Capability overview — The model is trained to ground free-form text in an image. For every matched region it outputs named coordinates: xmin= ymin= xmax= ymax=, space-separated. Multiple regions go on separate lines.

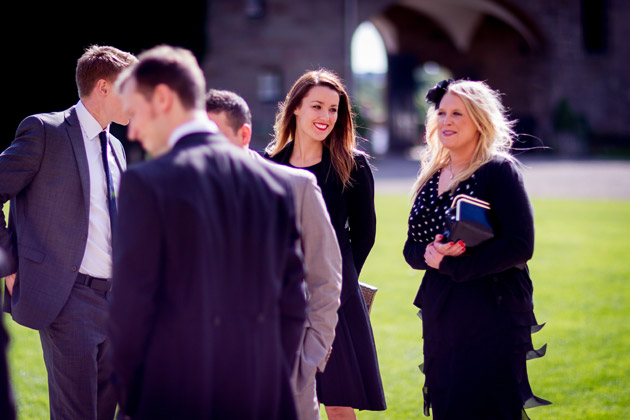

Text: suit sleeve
xmin=439 ymin=160 xmax=534 ymax=282
xmin=0 ymin=116 xmax=46 ymax=275
xmin=347 ymin=154 xmax=376 ymax=275
xmin=279 ymin=187 xmax=308 ymax=371
xmin=297 ymin=174 xmax=341 ymax=378
xmin=109 ymin=169 xmax=163 ymax=416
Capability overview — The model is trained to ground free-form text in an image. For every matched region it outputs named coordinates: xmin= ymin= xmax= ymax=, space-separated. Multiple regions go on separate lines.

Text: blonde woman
xmin=266 ymin=69 xmax=386 ymax=420
xmin=403 ymin=79 xmax=550 ymax=420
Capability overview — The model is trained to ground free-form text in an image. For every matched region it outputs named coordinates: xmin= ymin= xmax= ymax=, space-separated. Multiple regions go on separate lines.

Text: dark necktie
xmin=99 ymin=131 xmax=117 ymax=233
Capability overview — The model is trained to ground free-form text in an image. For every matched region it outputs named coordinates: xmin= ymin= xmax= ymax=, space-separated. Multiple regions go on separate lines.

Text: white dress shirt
xmin=75 ymin=101 xmax=122 ymax=278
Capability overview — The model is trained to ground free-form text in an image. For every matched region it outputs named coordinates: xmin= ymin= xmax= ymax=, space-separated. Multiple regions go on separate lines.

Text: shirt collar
xmin=168 ymin=112 xmax=219 ymax=149
xmin=75 ymin=100 xmax=108 ymax=140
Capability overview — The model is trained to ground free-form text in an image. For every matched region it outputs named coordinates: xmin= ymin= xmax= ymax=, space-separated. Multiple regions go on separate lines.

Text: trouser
xmin=39 ymin=281 xmax=116 ymax=420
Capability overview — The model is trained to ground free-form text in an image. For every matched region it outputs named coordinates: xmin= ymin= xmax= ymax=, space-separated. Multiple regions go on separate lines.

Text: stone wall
xmin=203 ymin=0 xmax=630 ymax=154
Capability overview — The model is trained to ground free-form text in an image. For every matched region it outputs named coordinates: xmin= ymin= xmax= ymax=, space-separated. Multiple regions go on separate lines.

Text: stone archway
xmin=354 ymin=0 xmax=546 ymax=153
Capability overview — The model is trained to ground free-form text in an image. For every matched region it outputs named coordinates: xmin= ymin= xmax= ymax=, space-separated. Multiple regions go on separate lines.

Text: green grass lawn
xmin=3 ymin=197 xmax=630 ymax=419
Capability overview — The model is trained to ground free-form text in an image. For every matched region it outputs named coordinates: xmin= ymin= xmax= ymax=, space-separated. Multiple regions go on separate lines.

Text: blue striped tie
xmin=99 ymin=131 xmax=117 ymax=233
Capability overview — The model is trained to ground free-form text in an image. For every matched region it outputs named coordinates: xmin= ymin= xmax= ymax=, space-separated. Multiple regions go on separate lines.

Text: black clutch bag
xmin=443 ymin=194 xmax=494 ymax=247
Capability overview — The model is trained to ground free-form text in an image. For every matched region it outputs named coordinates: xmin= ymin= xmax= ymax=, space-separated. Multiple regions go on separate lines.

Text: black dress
xmin=403 ymin=156 xmax=550 ymax=420
xmin=268 ymin=143 xmax=387 ymax=411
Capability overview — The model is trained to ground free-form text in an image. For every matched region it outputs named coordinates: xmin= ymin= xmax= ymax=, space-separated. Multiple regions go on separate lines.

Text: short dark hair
xmin=117 ymin=45 xmax=206 ymax=110
xmin=205 ymin=89 xmax=252 ymax=133
xmin=75 ymin=45 xmax=136 ymax=98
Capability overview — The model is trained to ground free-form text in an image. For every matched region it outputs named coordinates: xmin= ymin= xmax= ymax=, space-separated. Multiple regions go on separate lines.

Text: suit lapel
xmin=64 ymin=107 xmax=91 ymax=218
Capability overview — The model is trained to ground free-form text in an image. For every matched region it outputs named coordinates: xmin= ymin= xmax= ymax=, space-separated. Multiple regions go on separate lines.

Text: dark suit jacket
xmin=109 ymin=132 xmax=306 ymax=419
xmin=0 ymin=106 xmax=126 ymax=329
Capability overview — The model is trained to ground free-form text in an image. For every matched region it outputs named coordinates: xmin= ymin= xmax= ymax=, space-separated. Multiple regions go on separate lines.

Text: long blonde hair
xmin=266 ymin=69 xmax=358 ymax=188
xmin=412 ymin=80 xmax=516 ymax=199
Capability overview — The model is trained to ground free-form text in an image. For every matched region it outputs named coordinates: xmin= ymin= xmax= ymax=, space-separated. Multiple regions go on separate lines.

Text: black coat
xmin=109 ymin=133 xmax=306 ymax=419
xmin=403 ymin=156 xmax=549 ymax=419
xmin=268 ymin=143 xmax=386 ymax=411
xmin=268 ymin=143 xmax=375 ymax=304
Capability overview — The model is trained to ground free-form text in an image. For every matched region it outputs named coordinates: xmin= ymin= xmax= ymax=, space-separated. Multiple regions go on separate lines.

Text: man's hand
xmin=4 ymin=273 xmax=16 ymax=296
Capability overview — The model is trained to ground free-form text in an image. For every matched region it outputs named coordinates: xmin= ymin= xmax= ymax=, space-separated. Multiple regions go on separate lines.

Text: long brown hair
xmin=266 ymin=69 xmax=358 ymax=187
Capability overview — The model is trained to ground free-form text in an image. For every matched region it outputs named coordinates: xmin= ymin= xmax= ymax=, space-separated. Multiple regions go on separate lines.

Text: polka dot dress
xmin=408 ymin=170 xmax=478 ymax=245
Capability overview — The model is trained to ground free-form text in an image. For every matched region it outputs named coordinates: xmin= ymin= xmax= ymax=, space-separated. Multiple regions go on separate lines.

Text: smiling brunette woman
xmin=266 ymin=69 xmax=386 ymax=420
xmin=404 ymin=79 xmax=550 ymax=420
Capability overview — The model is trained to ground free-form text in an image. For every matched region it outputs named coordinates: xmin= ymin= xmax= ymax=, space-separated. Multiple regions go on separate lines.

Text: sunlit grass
xmin=4 ymin=198 xmax=630 ymax=419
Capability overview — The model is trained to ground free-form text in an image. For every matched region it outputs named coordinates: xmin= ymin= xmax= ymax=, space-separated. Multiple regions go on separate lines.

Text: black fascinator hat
xmin=425 ymin=79 xmax=454 ymax=109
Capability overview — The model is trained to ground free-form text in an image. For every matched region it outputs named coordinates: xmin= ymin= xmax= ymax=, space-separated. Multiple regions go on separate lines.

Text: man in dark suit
xmin=110 ymin=45 xmax=306 ymax=419
xmin=0 ymin=45 xmax=136 ymax=419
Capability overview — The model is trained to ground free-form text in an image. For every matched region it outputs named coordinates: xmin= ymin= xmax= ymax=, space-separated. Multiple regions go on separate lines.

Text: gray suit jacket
xmin=250 ymin=151 xmax=342 ymax=390
xmin=0 ymin=106 xmax=126 ymax=329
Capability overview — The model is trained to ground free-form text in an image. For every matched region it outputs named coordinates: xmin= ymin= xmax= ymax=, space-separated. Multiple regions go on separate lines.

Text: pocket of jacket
xmin=18 ymin=243 xmax=45 ymax=263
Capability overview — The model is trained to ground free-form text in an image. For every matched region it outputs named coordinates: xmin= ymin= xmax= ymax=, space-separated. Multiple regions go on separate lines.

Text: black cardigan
xmin=404 ymin=155 xmax=534 ymax=283
xmin=267 ymin=142 xmax=376 ymax=278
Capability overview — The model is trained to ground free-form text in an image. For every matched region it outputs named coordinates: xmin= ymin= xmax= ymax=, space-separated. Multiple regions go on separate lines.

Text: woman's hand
xmin=424 ymin=234 xmax=466 ymax=269
xmin=433 ymin=234 xmax=466 ymax=256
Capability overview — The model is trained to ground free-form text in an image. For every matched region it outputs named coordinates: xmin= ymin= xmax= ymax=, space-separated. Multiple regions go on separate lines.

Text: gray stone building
xmin=203 ymin=0 xmax=629 ymax=156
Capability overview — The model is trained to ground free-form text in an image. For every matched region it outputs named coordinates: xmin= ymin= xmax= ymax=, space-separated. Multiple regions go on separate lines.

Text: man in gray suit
xmin=0 ymin=45 xmax=136 ymax=419
xmin=206 ymin=89 xmax=342 ymax=420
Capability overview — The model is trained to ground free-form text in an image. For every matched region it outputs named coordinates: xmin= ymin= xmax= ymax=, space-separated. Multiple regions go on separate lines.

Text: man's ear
xmin=238 ymin=123 xmax=252 ymax=148
xmin=152 ymin=84 xmax=174 ymax=113
xmin=95 ymin=79 xmax=110 ymax=97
